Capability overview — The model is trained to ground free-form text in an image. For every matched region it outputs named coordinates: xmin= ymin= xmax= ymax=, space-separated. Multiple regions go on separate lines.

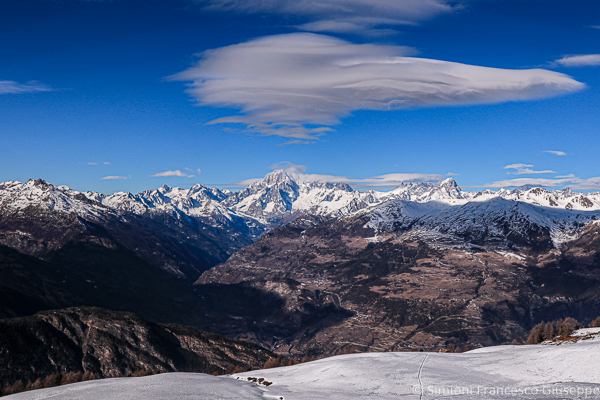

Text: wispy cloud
xmin=296 ymin=20 xmax=399 ymax=36
xmin=544 ymin=150 xmax=566 ymax=156
xmin=103 ymin=161 xmax=111 ymax=165
xmin=88 ymin=162 xmax=98 ymax=165
xmin=170 ymin=33 xmax=584 ymax=141
xmin=503 ymin=163 xmax=556 ymax=175
xmin=231 ymin=178 xmax=264 ymax=186
xmin=554 ymin=54 xmax=600 ymax=67
xmin=0 ymin=80 xmax=53 ymax=95
xmin=446 ymin=172 xmax=459 ymax=176
xmin=473 ymin=175 xmax=600 ymax=190
xmin=197 ymin=0 xmax=458 ymax=34
xmin=101 ymin=175 xmax=129 ymax=180
xmin=216 ymin=121 xmax=333 ymax=142
xmin=151 ymin=169 xmax=195 ymax=178
xmin=570 ymin=177 xmax=600 ymax=190
xmin=556 ymin=174 xmax=576 ymax=178
xmin=478 ymin=177 xmax=582 ymax=189
xmin=348 ymin=173 xmax=446 ymax=189
xmin=232 ymin=161 xmax=443 ymax=189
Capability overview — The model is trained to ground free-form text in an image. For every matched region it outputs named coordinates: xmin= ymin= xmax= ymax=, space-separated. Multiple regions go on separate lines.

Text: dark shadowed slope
xmin=0 ymin=307 xmax=273 ymax=389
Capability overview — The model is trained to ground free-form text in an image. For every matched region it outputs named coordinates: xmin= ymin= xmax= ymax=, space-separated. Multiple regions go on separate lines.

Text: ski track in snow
xmin=417 ymin=353 xmax=428 ymax=400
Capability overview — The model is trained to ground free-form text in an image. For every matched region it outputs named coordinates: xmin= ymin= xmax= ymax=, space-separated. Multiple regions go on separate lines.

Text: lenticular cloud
xmin=199 ymin=0 xmax=456 ymax=34
xmin=170 ymin=33 xmax=585 ymax=140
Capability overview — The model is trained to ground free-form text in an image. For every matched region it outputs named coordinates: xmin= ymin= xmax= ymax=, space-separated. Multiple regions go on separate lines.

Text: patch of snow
xmin=542 ymin=327 xmax=600 ymax=346
xmin=497 ymin=251 xmax=525 ymax=261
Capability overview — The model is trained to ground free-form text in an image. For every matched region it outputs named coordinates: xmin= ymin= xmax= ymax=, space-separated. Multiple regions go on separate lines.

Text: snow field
xmin=10 ymin=330 xmax=600 ymax=400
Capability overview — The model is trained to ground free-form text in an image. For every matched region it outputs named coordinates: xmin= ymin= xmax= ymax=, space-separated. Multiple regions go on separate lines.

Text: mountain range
xmin=2 ymin=172 xmax=600 ymax=356
xmin=3 ymin=172 xmax=600 ymax=252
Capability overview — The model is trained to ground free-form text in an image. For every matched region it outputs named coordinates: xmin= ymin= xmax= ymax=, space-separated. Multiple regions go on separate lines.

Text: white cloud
xmin=556 ymin=174 xmax=576 ymax=178
xmin=544 ymin=150 xmax=566 ymax=156
xmin=268 ymin=161 xmax=307 ymax=174
xmin=88 ymin=162 xmax=98 ymax=165
xmin=296 ymin=20 xmax=397 ymax=36
xmin=0 ymin=80 xmax=53 ymax=95
xmin=554 ymin=54 xmax=600 ymax=67
xmin=233 ymin=162 xmax=443 ymax=188
xmin=103 ymin=161 xmax=111 ymax=165
xmin=232 ymin=178 xmax=264 ymax=186
xmin=480 ymin=177 xmax=582 ymax=189
xmin=503 ymin=163 xmax=556 ymax=175
xmin=218 ymin=121 xmax=333 ymax=141
xmin=151 ymin=169 xmax=195 ymax=178
xmin=101 ymin=175 xmax=128 ymax=180
xmin=349 ymin=172 xmax=445 ymax=188
xmin=198 ymin=0 xmax=457 ymax=34
xmin=446 ymin=172 xmax=459 ymax=176
xmin=569 ymin=177 xmax=600 ymax=190
xmin=170 ymin=33 xmax=585 ymax=140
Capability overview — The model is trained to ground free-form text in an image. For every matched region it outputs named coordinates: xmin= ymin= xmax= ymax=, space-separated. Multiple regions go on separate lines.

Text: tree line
xmin=526 ymin=316 xmax=600 ymax=345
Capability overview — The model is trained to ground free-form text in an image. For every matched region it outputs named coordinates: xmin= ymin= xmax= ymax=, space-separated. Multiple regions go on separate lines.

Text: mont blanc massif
xmin=2 ymin=171 xmax=600 ymax=396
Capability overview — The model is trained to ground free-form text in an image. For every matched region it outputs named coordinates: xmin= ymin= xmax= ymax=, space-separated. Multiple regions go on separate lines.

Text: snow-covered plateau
xmin=8 ymin=328 xmax=600 ymax=400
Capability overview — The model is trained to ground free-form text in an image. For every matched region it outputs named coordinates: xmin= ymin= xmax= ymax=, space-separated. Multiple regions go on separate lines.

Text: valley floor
xmin=6 ymin=328 xmax=600 ymax=399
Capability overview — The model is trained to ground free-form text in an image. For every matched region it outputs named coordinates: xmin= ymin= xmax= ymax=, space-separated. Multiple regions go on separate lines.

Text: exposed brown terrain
xmin=197 ymin=215 xmax=600 ymax=356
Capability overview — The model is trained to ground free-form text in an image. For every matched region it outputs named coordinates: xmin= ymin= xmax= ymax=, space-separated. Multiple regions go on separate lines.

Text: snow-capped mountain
xmin=0 ymin=179 xmax=113 ymax=221
xmin=387 ymin=177 xmax=466 ymax=203
xmin=479 ymin=186 xmax=600 ymax=211
xmin=361 ymin=195 xmax=600 ymax=250
xmin=0 ymin=179 xmax=252 ymax=279
xmin=94 ymin=184 xmax=258 ymax=237
xmin=416 ymin=197 xmax=600 ymax=248
xmin=3 ymin=173 xmax=600 ymax=252
xmin=223 ymin=170 xmax=387 ymax=226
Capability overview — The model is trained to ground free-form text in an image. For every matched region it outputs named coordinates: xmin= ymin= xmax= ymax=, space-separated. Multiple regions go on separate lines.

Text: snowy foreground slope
xmin=8 ymin=328 xmax=600 ymax=399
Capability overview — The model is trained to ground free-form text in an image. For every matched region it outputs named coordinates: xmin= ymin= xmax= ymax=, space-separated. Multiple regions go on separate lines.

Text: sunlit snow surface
xmin=8 ymin=329 xmax=600 ymax=399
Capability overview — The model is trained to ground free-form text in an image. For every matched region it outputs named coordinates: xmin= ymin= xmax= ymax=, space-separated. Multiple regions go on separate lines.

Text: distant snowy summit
xmin=2 ymin=172 xmax=600 ymax=241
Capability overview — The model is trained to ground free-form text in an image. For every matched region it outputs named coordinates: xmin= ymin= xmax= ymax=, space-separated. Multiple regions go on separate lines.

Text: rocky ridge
xmin=0 ymin=306 xmax=273 ymax=389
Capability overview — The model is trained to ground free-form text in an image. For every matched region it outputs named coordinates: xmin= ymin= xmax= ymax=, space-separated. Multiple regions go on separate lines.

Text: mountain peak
xmin=421 ymin=177 xmax=463 ymax=200
xmin=263 ymin=170 xmax=295 ymax=186
xmin=26 ymin=178 xmax=49 ymax=187
xmin=436 ymin=177 xmax=458 ymax=187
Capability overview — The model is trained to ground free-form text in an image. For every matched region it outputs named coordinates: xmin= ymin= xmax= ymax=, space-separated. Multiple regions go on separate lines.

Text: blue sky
xmin=1 ymin=0 xmax=599 ymax=193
